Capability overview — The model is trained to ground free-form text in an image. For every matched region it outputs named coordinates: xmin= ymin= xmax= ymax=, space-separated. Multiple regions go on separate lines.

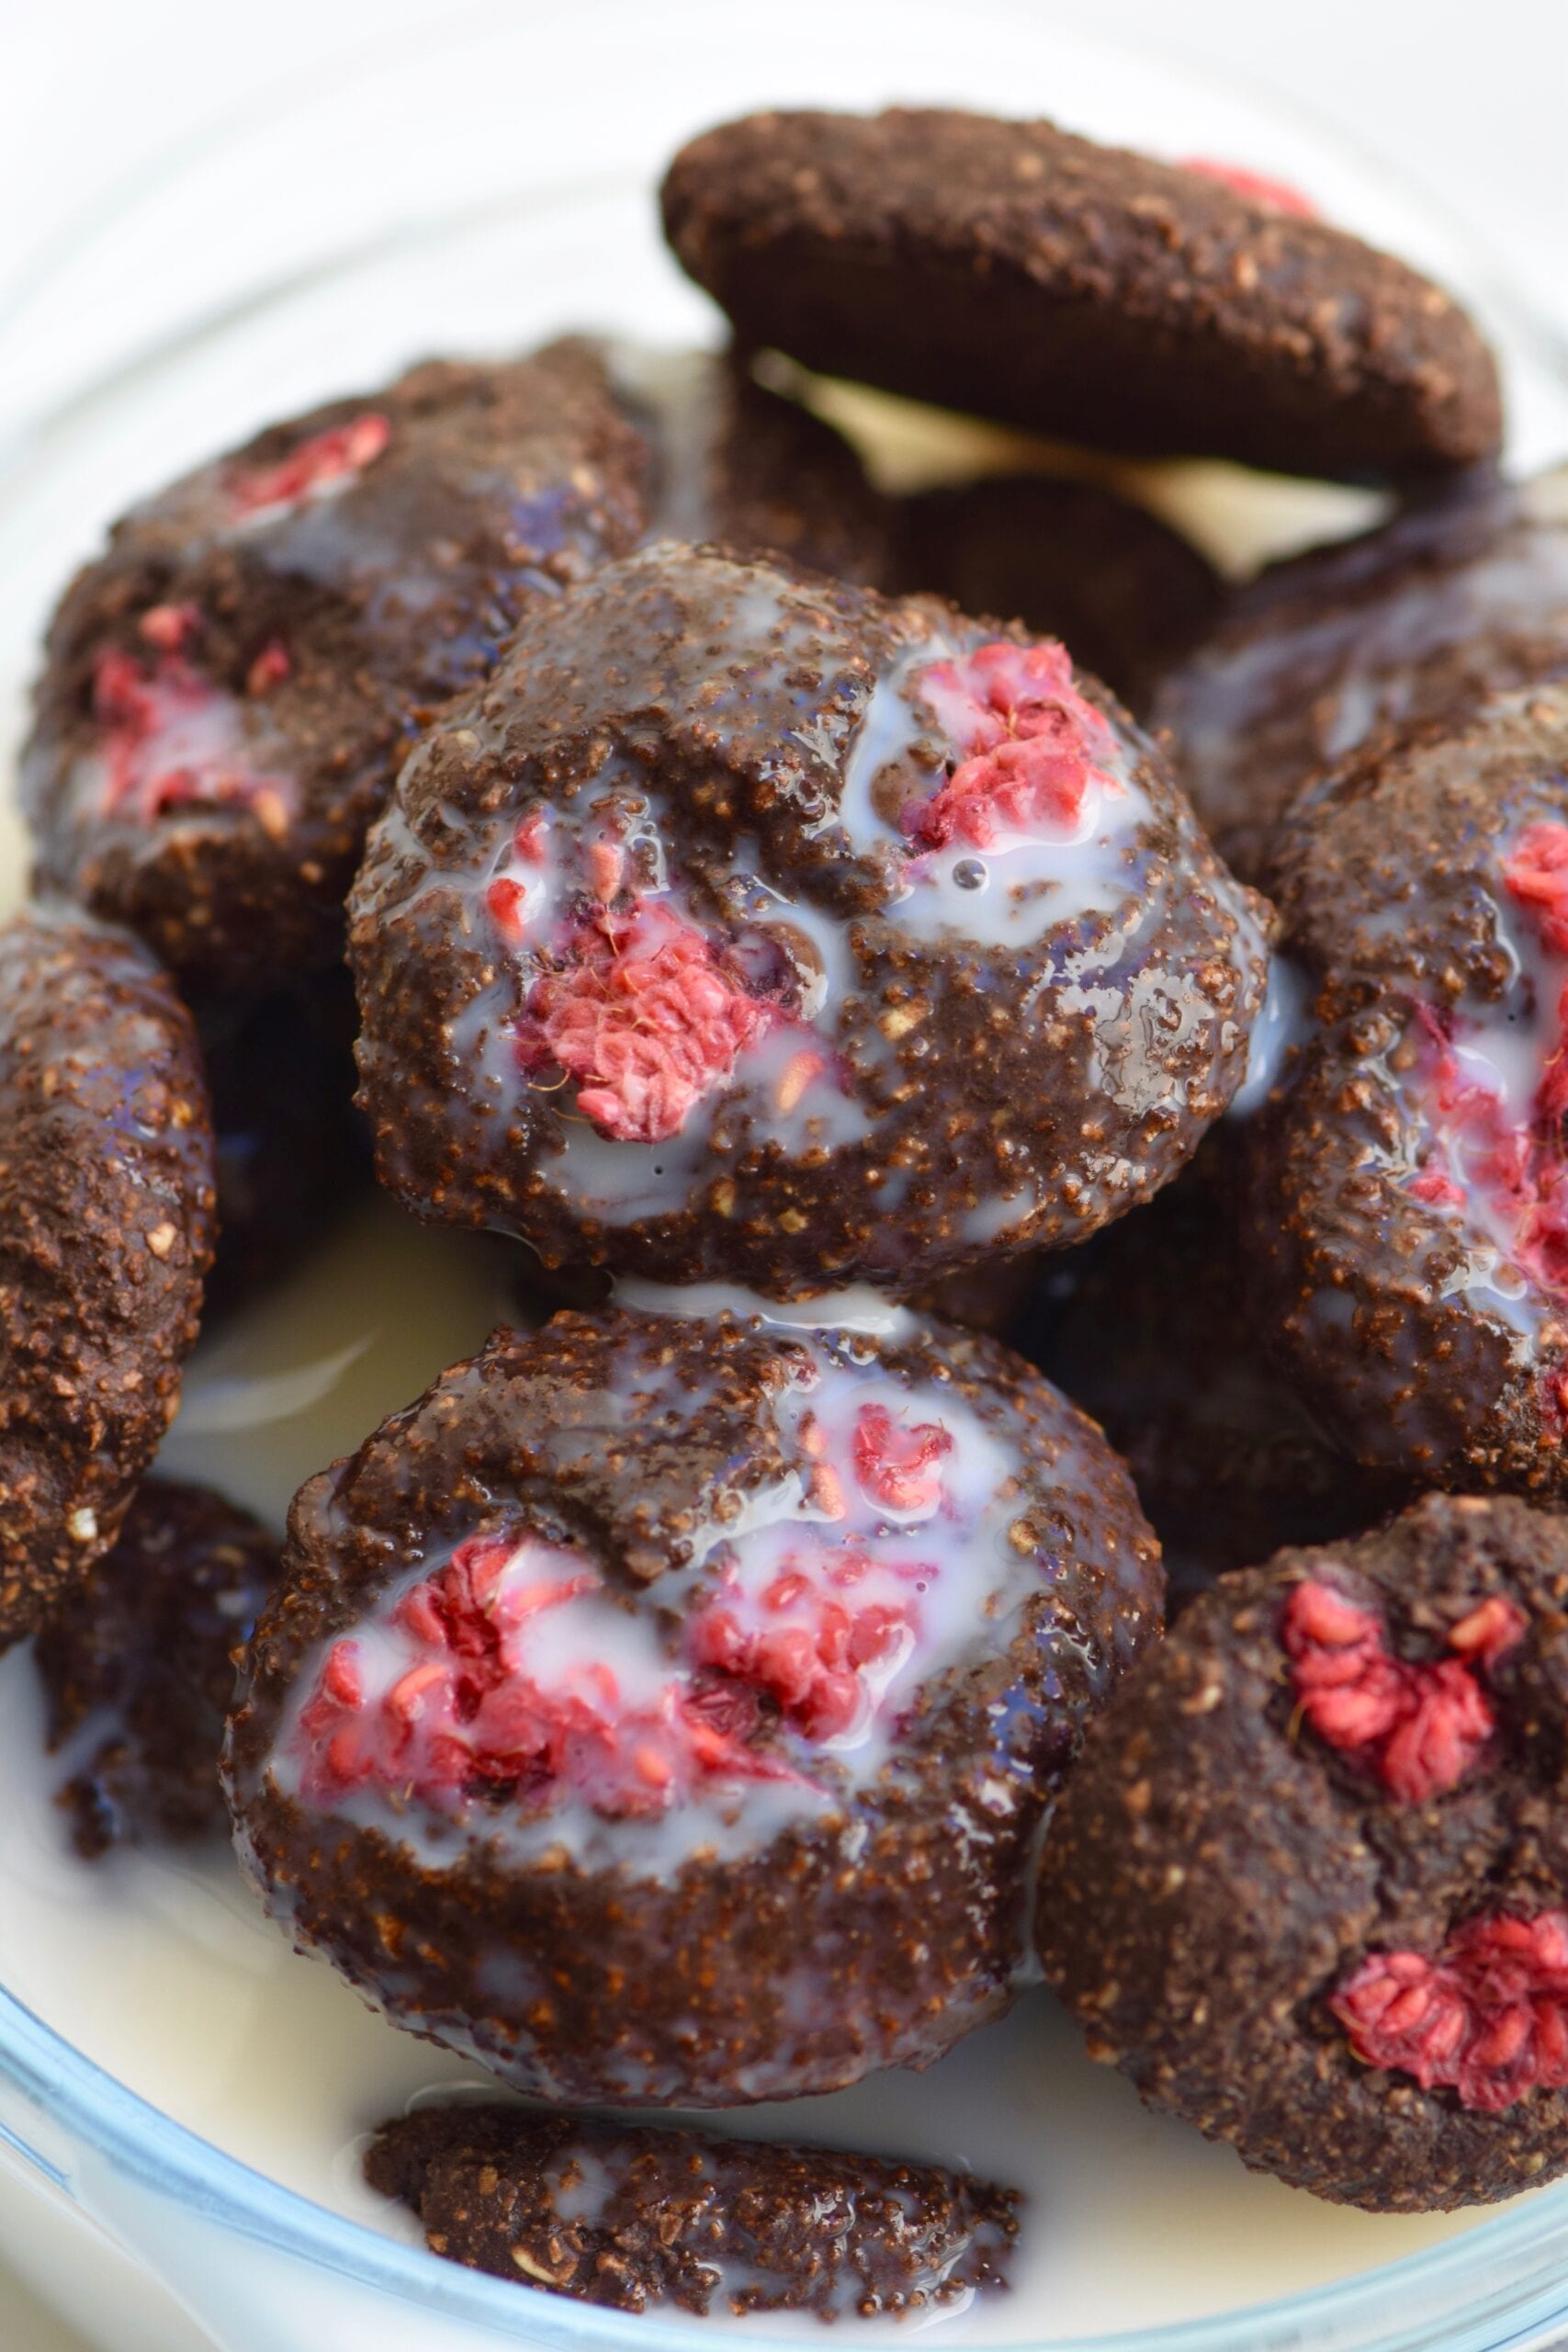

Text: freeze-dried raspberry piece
xmin=1400 ymin=825 xmax=1568 ymax=1296
xmin=1282 ymin=1577 xmax=1525 ymax=1802
xmin=909 ymin=640 xmax=1120 ymax=851
xmin=224 ymin=413 xmax=391 ymax=518
xmin=690 ymin=1558 xmax=922 ymax=1743
xmin=294 ymin=1532 xmax=801 ymax=1817
xmin=1333 ymin=1909 xmax=1568 ymax=2112
xmin=93 ymin=646 xmax=292 ymax=833
xmin=1179 ymin=158 xmax=1319 ymax=218
xmin=852 ymin=1403 xmax=953 ymax=1515
xmin=513 ymin=905 xmax=773 ymax=1142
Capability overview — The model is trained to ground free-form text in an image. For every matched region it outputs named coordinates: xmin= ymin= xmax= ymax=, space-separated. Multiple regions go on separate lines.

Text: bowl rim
xmin=3 ymin=9 xmax=1568 ymax=2345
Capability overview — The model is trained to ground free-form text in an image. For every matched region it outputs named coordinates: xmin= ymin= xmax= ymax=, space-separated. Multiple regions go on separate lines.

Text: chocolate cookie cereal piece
xmin=0 ymin=912 xmax=215 ymax=1641
xmin=1153 ymin=465 xmax=1568 ymax=881
xmin=22 ymin=343 xmax=652 ymax=994
xmin=199 ymin=969 xmax=370 ymax=1317
xmin=225 ymin=1304 xmax=1160 ymax=2105
xmin=366 ymin=2106 xmax=1019 ymax=2316
xmin=349 ymin=541 xmax=1268 ymax=1297
xmin=1247 ymin=680 xmax=1568 ymax=1494
xmin=892 ymin=474 xmax=1223 ymax=713
xmin=36 ymin=1476 xmax=278 ymax=1858
xmin=661 ymin=110 xmax=1502 ymax=482
xmin=1018 ymin=1141 xmax=1408 ymax=1607
xmin=612 ymin=345 xmax=894 ymax=585
xmin=1038 ymin=1492 xmax=1568 ymax=2211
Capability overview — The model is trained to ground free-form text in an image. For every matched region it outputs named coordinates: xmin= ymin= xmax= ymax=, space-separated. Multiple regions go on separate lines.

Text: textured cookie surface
xmin=662 ymin=109 xmax=1503 ymax=481
xmin=0 ymin=912 xmax=214 ymax=1641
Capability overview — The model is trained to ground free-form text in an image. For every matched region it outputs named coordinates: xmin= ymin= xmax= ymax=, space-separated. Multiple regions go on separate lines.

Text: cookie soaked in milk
xmin=0 ymin=1196 xmax=1513 ymax=2340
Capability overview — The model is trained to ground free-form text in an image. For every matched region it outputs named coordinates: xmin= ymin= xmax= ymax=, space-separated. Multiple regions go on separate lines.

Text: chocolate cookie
xmin=349 ymin=541 xmax=1269 ymax=1297
xmin=1018 ymin=1140 xmax=1409 ymax=1607
xmin=892 ymin=474 xmax=1223 ymax=713
xmin=1037 ymin=1493 xmax=1568 ymax=2211
xmin=1246 ymin=679 xmax=1568 ymax=1494
xmin=661 ymin=110 xmax=1502 ymax=482
xmin=366 ymin=2106 xmax=1019 ymax=2316
xmin=612 ymin=345 xmax=894 ymax=585
xmin=0 ymin=911 xmax=215 ymax=1641
xmin=36 ymin=1476 xmax=279 ymax=1858
xmin=1153 ymin=465 xmax=1568 ymax=881
xmin=199 ymin=970 xmax=370 ymax=1317
xmin=22 ymin=343 xmax=653 ymax=994
xmin=224 ymin=1303 xmax=1161 ymax=2105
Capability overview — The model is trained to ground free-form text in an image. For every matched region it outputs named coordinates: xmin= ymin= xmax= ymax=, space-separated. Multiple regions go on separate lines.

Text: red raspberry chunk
xmin=1404 ymin=822 xmax=1568 ymax=1294
xmin=1333 ymin=1910 xmax=1568 ymax=2112
xmin=294 ymin=1534 xmax=802 ymax=1818
xmin=908 ymin=640 xmax=1119 ymax=852
xmin=513 ymin=904 xmax=773 ymax=1143
xmin=689 ymin=1555 xmax=923 ymax=1743
xmin=851 ymin=1403 xmax=953 ymax=1515
xmin=225 ymin=412 xmax=391 ymax=519
xmin=92 ymin=643 xmax=291 ymax=833
xmin=1282 ymin=1579 xmax=1525 ymax=1802
xmin=1179 ymin=157 xmax=1319 ymax=218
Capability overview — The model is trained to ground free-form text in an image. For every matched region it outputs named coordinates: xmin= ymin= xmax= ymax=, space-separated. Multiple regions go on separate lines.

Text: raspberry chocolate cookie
xmin=366 ymin=2105 xmax=1019 ymax=2316
xmin=22 ymin=343 xmax=652 ymax=994
xmin=37 ymin=1476 xmax=278 ymax=1858
xmin=349 ymin=541 xmax=1269 ymax=1297
xmin=224 ymin=1303 xmax=1161 ymax=2105
xmin=1247 ymin=679 xmax=1568 ymax=1494
xmin=612 ymin=346 xmax=894 ymax=586
xmin=199 ymin=971 xmax=370 ymax=1317
xmin=1019 ymin=1141 xmax=1408 ymax=1606
xmin=1154 ymin=465 xmax=1568 ymax=882
xmin=660 ymin=109 xmax=1502 ymax=482
xmin=892 ymin=474 xmax=1224 ymax=715
xmin=0 ymin=912 xmax=215 ymax=1642
xmin=1038 ymin=1493 xmax=1568 ymax=2211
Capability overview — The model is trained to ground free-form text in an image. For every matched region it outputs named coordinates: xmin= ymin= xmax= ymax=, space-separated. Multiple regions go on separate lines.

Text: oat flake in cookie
xmin=22 ymin=342 xmax=652 ymax=995
xmin=224 ymin=1303 xmax=1161 ymax=2106
xmin=0 ymin=911 xmax=215 ymax=1643
xmin=36 ymin=1476 xmax=279 ymax=1858
xmin=1038 ymin=1493 xmax=1568 ymax=2211
xmin=1154 ymin=464 xmax=1568 ymax=883
xmin=1247 ymin=679 xmax=1568 ymax=1496
xmin=366 ymin=2106 xmax=1019 ymax=2317
xmin=349 ymin=540 xmax=1269 ymax=1297
xmin=660 ymin=109 xmax=1502 ymax=482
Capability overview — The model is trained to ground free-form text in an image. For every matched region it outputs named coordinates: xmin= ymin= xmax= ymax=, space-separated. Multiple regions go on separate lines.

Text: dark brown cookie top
xmin=1245 ymin=681 xmax=1568 ymax=1493
xmin=891 ymin=473 xmax=1223 ymax=714
xmin=0 ymin=910 xmax=215 ymax=1643
xmin=660 ymin=109 xmax=1502 ymax=482
xmin=22 ymin=342 xmax=653 ymax=994
xmin=1037 ymin=1493 xmax=1568 ymax=2211
xmin=1016 ymin=1138 xmax=1409 ymax=1607
xmin=224 ymin=1303 xmax=1160 ymax=2104
xmin=611 ymin=345 xmax=894 ymax=585
xmin=349 ymin=539 xmax=1268 ymax=1298
xmin=1153 ymin=466 xmax=1568 ymax=880
xmin=366 ymin=2105 xmax=1019 ymax=2317
xmin=36 ymin=1476 xmax=279 ymax=1858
